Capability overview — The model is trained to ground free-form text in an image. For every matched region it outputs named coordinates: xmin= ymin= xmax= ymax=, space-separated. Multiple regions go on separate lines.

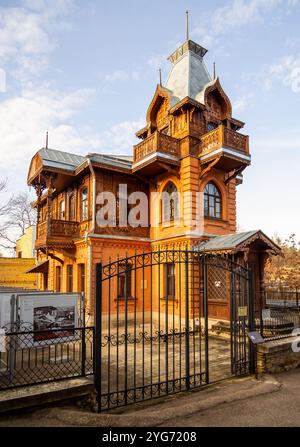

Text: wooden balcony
xmin=133 ymin=131 xmax=180 ymax=175
xmin=199 ymin=125 xmax=251 ymax=172
xmin=36 ymin=219 xmax=80 ymax=250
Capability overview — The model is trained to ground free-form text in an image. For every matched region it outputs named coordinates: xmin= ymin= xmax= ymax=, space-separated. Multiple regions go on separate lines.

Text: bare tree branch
xmin=0 ymin=184 xmax=37 ymax=253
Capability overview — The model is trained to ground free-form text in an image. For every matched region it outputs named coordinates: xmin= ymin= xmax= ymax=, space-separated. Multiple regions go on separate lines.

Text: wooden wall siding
xmin=95 ymin=170 xmax=150 ymax=239
xmin=0 ymin=258 xmax=37 ymax=289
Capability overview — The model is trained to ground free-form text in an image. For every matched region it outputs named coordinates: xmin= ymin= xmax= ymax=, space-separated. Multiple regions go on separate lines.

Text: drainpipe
xmin=85 ymin=156 xmax=96 ymax=319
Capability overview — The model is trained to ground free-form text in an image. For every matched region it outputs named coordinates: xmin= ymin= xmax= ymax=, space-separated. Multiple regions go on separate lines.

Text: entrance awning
xmin=194 ymin=230 xmax=282 ymax=256
xmin=25 ymin=260 xmax=49 ymax=274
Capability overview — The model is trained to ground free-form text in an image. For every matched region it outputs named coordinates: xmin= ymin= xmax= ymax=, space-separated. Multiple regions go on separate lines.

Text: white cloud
xmin=193 ymin=0 xmax=298 ymax=46
xmin=233 ymin=93 xmax=254 ymax=113
xmin=245 ymin=54 xmax=300 ymax=93
xmin=0 ymin=83 xmax=143 ymax=194
xmin=0 ymin=1 xmax=144 ymax=193
xmin=0 ymin=0 xmax=74 ymax=86
xmin=104 ymin=69 xmax=141 ymax=84
xmin=263 ymin=54 xmax=300 ymax=92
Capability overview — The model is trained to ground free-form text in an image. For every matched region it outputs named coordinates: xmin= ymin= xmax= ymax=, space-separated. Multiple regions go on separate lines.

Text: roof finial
xmin=159 ymin=68 xmax=162 ymax=86
xmin=186 ymin=10 xmax=189 ymax=41
xmin=213 ymin=62 xmax=216 ymax=79
xmin=45 ymin=131 xmax=48 ymax=149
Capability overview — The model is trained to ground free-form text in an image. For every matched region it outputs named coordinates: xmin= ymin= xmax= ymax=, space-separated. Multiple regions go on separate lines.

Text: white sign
xmin=17 ymin=293 xmax=80 ymax=348
xmin=0 ymin=293 xmax=13 ymax=328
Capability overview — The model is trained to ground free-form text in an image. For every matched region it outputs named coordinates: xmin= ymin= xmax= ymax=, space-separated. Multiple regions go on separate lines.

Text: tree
xmin=0 ymin=186 xmax=37 ymax=252
xmin=265 ymin=234 xmax=300 ymax=289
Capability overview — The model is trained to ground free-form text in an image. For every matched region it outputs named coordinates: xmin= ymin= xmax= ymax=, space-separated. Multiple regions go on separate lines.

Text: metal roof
xmin=165 ymin=39 xmax=212 ymax=107
xmin=37 ymin=148 xmax=133 ymax=173
xmin=39 ymin=148 xmax=85 ymax=171
xmin=88 ymin=153 xmax=132 ymax=170
xmin=195 ymin=230 xmax=264 ymax=252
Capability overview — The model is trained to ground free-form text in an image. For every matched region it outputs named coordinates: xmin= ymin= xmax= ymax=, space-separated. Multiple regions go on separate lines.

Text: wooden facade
xmin=26 ymin=36 xmax=279 ymax=319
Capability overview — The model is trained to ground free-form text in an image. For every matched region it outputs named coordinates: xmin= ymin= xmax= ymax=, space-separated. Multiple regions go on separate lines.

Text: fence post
xmin=81 ymin=292 xmax=86 ymax=377
xmin=248 ymin=268 xmax=256 ymax=375
xmin=185 ymin=248 xmax=190 ymax=391
xmin=203 ymin=255 xmax=209 ymax=384
xmin=94 ymin=263 xmax=102 ymax=413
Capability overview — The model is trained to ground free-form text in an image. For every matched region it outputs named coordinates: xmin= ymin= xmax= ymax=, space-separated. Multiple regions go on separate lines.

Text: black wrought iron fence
xmin=255 ymin=288 xmax=300 ymax=341
xmin=255 ymin=308 xmax=298 ymax=341
xmin=265 ymin=289 xmax=300 ymax=308
xmin=0 ymin=325 xmax=94 ymax=390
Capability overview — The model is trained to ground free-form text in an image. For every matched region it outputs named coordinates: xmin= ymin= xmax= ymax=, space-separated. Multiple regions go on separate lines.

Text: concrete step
xmin=0 ymin=377 xmax=95 ymax=413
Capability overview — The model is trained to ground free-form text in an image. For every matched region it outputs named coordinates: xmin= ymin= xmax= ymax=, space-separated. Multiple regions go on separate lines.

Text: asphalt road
xmin=0 ymin=369 xmax=300 ymax=427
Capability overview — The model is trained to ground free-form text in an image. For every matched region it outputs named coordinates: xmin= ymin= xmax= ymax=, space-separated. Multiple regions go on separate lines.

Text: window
xmin=55 ymin=266 xmax=62 ymax=292
xmin=117 ymin=262 xmax=132 ymax=298
xmin=162 ymin=182 xmax=179 ymax=222
xmin=78 ymin=263 xmax=85 ymax=293
xmin=69 ymin=194 xmax=76 ymax=221
xmin=204 ymin=182 xmax=221 ymax=219
xmin=81 ymin=188 xmax=88 ymax=221
xmin=17 ymin=251 xmax=22 ymax=258
xmin=166 ymin=263 xmax=175 ymax=299
xmin=59 ymin=200 xmax=65 ymax=220
xmin=66 ymin=265 xmax=73 ymax=292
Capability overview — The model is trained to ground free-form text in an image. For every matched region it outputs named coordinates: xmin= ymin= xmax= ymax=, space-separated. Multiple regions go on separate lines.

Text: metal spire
xmin=213 ymin=62 xmax=216 ymax=79
xmin=45 ymin=131 xmax=48 ymax=149
xmin=159 ymin=68 xmax=162 ymax=86
xmin=186 ymin=10 xmax=189 ymax=40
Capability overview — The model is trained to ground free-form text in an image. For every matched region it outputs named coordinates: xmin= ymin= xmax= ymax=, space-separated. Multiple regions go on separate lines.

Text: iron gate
xmin=94 ymin=249 xmax=254 ymax=411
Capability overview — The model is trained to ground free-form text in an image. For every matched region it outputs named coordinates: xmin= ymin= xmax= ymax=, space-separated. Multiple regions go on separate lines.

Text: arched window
xmin=204 ymin=182 xmax=221 ymax=219
xmin=162 ymin=182 xmax=179 ymax=222
xmin=81 ymin=188 xmax=88 ymax=221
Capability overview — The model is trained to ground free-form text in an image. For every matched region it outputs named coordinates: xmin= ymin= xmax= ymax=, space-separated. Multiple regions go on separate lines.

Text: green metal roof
xmin=39 ymin=148 xmax=85 ymax=171
xmin=195 ymin=230 xmax=280 ymax=253
xmin=38 ymin=148 xmax=133 ymax=172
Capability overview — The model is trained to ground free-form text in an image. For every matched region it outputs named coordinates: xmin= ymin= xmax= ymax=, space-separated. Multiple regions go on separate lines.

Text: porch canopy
xmin=25 ymin=260 xmax=49 ymax=274
xmin=194 ymin=230 xmax=281 ymax=256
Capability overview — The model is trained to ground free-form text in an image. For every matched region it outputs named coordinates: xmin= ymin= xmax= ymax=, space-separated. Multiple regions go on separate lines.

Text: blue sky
xmin=0 ymin=0 xmax=299 ymax=241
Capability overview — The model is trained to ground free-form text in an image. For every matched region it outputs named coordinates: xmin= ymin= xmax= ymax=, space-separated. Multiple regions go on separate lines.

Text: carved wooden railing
xmin=133 ymin=131 xmax=180 ymax=163
xmin=36 ymin=221 xmax=47 ymax=240
xmin=36 ymin=219 xmax=80 ymax=246
xmin=49 ymin=219 xmax=80 ymax=237
xmin=200 ymin=125 xmax=249 ymax=157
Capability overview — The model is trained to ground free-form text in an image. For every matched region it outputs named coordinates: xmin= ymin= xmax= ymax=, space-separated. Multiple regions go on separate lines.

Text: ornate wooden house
xmin=27 ymin=34 xmax=280 ymax=319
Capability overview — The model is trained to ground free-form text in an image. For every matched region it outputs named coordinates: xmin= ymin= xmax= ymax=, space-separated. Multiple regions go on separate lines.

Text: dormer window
xmin=204 ymin=182 xmax=221 ymax=219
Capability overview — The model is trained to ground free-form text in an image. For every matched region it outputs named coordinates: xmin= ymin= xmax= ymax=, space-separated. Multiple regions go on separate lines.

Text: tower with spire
xmin=133 ymin=13 xmax=251 ymax=245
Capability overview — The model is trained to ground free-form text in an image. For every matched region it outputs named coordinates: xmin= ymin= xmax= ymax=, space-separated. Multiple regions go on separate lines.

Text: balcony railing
xmin=36 ymin=219 xmax=80 ymax=247
xmin=133 ymin=131 xmax=180 ymax=164
xmin=200 ymin=125 xmax=249 ymax=157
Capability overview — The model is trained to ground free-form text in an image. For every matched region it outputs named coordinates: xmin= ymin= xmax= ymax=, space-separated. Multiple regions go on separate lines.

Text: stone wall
xmin=256 ymin=336 xmax=300 ymax=374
